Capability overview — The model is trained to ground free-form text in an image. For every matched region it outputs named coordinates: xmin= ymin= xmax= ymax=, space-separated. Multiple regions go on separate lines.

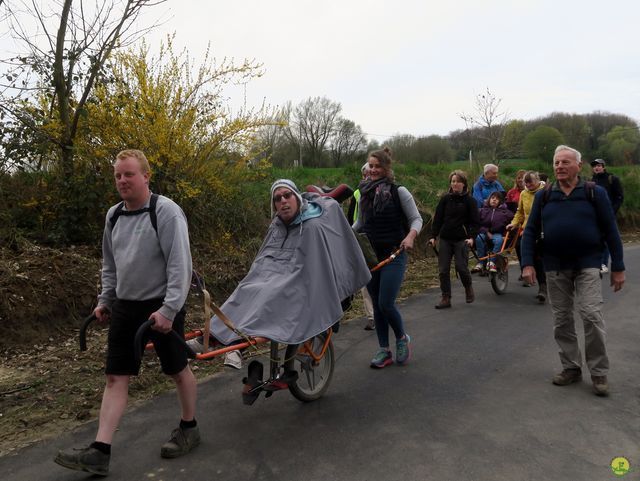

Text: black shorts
xmin=105 ymin=298 xmax=188 ymax=376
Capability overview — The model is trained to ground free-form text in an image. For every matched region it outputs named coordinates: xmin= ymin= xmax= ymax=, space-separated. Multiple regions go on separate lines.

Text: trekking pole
xmin=370 ymin=247 xmax=404 ymax=272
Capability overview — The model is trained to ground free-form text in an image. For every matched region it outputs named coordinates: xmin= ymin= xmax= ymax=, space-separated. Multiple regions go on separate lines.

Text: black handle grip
xmin=134 ymin=319 xmax=197 ymax=365
xmin=79 ymin=314 xmax=97 ymax=351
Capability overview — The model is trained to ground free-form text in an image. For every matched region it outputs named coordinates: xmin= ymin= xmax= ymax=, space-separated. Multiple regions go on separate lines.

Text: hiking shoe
xmin=364 ymin=318 xmax=375 ymax=331
xmin=465 ymin=285 xmax=475 ymax=303
xmin=435 ymin=294 xmax=451 ymax=309
xmin=552 ymin=369 xmax=582 ymax=386
xmin=600 ymin=264 xmax=609 ymax=274
xmin=186 ymin=335 xmax=214 ymax=354
xmin=396 ymin=334 xmax=411 ymax=365
xmin=591 ymin=375 xmax=609 ymax=396
xmin=223 ymin=350 xmax=243 ymax=369
xmin=160 ymin=426 xmax=201 ymax=459
xmin=471 ymin=263 xmax=484 ymax=273
xmin=370 ymin=349 xmax=393 ymax=369
xmin=54 ymin=446 xmax=110 ymax=476
xmin=536 ymin=284 xmax=547 ymax=304
xmin=487 ymin=261 xmax=497 ymax=273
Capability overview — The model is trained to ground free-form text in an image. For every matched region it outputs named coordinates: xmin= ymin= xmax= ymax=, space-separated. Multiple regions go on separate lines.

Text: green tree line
xmin=1 ymin=1 xmax=639 ymax=251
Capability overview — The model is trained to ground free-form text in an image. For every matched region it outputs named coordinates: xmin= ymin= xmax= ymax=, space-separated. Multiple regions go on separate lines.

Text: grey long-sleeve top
xmin=98 ymin=194 xmax=193 ymax=321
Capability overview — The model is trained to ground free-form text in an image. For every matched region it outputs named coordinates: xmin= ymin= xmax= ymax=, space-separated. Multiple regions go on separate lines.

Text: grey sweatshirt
xmin=98 ymin=194 xmax=193 ymax=321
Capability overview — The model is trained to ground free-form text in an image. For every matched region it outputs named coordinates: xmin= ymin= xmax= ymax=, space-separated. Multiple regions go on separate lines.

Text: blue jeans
xmin=475 ymin=233 xmax=503 ymax=264
xmin=367 ymin=251 xmax=407 ymax=349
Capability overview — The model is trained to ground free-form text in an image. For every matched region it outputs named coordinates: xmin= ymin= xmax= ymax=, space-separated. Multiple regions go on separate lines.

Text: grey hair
xmin=483 ymin=163 xmax=498 ymax=174
xmin=554 ymin=145 xmax=582 ymax=164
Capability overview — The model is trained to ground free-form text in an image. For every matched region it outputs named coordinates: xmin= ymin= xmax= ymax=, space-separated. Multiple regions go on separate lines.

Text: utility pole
xmin=299 ymin=123 xmax=303 ymax=168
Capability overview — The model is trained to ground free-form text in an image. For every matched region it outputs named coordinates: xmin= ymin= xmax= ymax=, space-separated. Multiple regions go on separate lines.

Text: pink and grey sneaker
xmin=395 ymin=334 xmax=411 ymax=365
xmin=370 ymin=349 xmax=393 ymax=368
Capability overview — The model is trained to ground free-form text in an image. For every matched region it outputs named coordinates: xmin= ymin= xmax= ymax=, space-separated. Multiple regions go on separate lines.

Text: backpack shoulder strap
xmin=107 ymin=194 xmax=159 ymax=235
xmin=584 ymin=181 xmax=596 ymax=204
xmin=149 ymin=193 xmax=159 ymax=234
xmin=541 ymin=182 xmax=554 ymax=207
xmin=108 ymin=201 xmax=126 ymax=230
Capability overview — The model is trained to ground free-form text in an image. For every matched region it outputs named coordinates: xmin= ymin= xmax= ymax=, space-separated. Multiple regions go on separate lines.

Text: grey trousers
xmin=437 ymin=238 xmax=472 ymax=295
xmin=546 ymin=268 xmax=609 ymax=376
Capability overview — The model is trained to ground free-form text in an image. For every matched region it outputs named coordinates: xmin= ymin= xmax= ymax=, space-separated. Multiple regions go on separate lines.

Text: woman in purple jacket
xmin=472 ymin=192 xmax=514 ymax=273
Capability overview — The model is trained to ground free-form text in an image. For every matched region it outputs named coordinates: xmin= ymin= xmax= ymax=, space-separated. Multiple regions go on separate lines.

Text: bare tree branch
xmin=459 ymin=87 xmax=509 ymax=162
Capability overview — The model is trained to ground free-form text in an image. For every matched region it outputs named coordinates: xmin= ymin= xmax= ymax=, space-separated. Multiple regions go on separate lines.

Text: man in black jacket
xmin=591 ymin=158 xmax=624 ymax=273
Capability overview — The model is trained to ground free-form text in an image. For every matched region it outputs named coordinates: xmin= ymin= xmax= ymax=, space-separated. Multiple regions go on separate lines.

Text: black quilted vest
xmin=361 ymin=185 xmax=407 ymax=261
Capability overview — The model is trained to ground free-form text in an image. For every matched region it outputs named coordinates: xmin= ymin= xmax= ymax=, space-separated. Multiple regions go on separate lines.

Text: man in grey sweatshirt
xmin=55 ymin=149 xmax=198 ymax=476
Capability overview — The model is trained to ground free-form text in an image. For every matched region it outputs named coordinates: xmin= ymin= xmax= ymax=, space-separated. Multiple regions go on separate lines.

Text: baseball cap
xmin=590 ymin=159 xmax=605 ymax=166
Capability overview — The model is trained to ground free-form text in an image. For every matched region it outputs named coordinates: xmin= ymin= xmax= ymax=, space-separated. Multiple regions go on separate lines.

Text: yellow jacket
xmin=512 ymin=182 xmax=545 ymax=228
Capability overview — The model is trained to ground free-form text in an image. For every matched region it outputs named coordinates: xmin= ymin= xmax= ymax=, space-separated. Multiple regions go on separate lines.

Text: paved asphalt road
xmin=3 ymin=246 xmax=640 ymax=481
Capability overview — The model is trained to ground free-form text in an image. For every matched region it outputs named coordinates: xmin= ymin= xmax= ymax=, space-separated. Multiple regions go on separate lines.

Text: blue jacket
xmin=472 ymin=175 xmax=505 ymax=208
xmin=521 ymin=179 xmax=624 ymax=272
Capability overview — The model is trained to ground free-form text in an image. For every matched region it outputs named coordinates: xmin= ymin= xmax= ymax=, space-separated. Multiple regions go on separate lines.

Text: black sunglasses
xmin=273 ymin=191 xmax=295 ymax=203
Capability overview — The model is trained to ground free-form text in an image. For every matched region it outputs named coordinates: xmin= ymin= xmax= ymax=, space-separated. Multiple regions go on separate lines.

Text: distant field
xmin=268 ymin=160 xmax=639 ymax=227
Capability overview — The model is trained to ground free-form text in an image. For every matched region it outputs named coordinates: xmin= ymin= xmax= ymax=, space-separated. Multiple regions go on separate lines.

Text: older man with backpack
xmin=521 ymin=145 xmax=624 ymax=397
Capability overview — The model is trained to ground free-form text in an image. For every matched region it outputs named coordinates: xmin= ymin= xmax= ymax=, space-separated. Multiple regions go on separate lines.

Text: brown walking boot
xmin=552 ymin=368 xmax=582 ymax=386
xmin=435 ymin=294 xmax=451 ymax=309
xmin=465 ymin=285 xmax=475 ymax=303
xmin=591 ymin=375 xmax=609 ymax=396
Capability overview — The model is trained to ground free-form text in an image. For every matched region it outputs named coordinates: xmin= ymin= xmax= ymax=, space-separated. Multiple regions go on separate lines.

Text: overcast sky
xmin=4 ymin=0 xmax=640 ymax=142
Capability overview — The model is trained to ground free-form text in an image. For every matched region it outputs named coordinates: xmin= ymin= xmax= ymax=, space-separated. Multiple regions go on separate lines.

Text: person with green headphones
xmin=348 ymin=162 xmax=375 ymax=330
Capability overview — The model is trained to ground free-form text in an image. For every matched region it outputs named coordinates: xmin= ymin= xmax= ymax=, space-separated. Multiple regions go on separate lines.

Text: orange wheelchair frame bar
xmin=476 ymin=229 xmax=521 ymax=262
xmin=143 ymin=328 xmax=333 ymax=362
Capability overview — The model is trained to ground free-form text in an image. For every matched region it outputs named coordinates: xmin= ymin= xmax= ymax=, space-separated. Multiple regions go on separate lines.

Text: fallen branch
xmin=0 ymin=384 xmax=34 ymax=396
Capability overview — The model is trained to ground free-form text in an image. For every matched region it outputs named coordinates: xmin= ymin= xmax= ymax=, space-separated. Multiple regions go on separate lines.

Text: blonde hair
xmin=513 ymin=169 xmax=526 ymax=189
xmin=115 ymin=149 xmax=151 ymax=174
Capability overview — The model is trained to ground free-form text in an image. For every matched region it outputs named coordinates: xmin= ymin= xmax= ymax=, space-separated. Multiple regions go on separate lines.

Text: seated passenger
xmin=190 ymin=179 xmax=371 ymax=372
xmin=471 ymin=191 xmax=514 ymax=273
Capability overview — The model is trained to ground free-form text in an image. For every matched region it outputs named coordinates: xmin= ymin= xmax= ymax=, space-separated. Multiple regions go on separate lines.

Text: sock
xmin=90 ymin=441 xmax=111 ymax=455
xmin=180 ymin=419 xmax=197 ymax=429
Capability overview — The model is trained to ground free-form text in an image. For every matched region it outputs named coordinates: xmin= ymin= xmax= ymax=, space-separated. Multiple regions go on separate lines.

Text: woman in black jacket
xmin=429 ymin=170 xmax=479 ymax=309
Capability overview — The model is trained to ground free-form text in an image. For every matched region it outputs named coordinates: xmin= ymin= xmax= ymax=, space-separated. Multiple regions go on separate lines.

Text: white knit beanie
xmin=270 ymin=179 xmax=303 ymax=218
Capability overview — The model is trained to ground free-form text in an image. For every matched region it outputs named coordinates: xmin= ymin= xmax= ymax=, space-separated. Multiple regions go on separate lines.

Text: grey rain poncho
xmin=209 ymin=193 xmax=371 ymax=345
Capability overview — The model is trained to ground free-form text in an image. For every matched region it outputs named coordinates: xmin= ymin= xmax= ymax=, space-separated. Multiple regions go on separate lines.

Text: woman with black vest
xmin=353 ymin=147 xmax=423 ymax=368
xmin=429 ymin=170 xmax=479 ymax=309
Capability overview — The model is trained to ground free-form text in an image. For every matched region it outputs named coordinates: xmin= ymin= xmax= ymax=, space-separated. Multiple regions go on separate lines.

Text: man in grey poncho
xmin=190 ymin=179 xmax=371 ymax=379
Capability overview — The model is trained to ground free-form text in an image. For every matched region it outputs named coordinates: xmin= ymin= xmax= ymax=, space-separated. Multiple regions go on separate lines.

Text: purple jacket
xmin=478 ymin=202 xmax=514 ymax=235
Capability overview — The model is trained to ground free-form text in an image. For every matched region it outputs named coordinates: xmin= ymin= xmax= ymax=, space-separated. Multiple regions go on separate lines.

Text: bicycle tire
xmin=289 ymin=333 xmax=335 ymax=402
xmin=490 ymin=255 xmax=509 ymax=295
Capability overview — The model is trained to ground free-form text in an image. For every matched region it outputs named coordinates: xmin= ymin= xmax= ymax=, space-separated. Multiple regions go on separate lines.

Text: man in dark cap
xmin=591 ymin=158 xmax=624 ymax=273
